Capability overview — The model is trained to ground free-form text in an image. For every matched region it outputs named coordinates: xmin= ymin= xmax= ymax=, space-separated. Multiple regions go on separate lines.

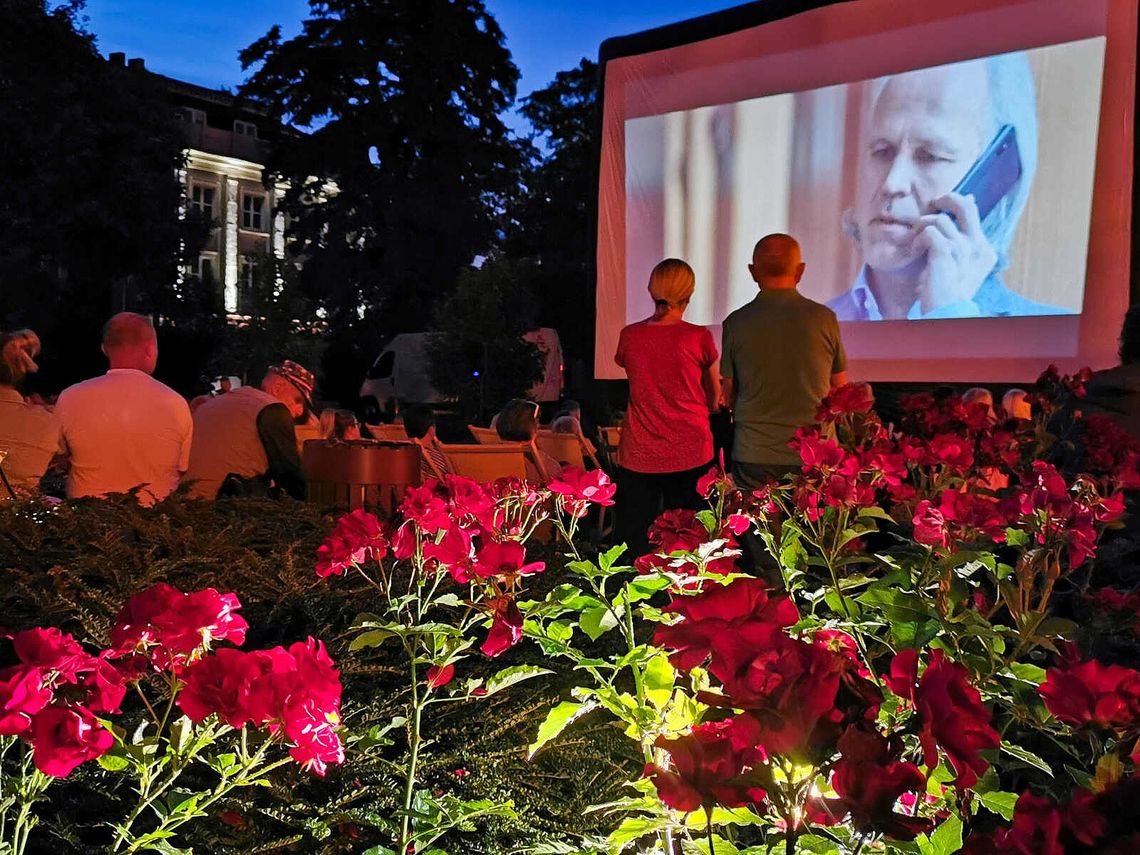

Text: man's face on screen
xmin=856 ymin=63 xmax=989 ymax=273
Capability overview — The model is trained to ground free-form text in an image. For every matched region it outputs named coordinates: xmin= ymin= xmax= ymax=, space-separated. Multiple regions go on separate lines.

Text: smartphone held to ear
xmin=943 ymin=124 xmax=1022 ymax=222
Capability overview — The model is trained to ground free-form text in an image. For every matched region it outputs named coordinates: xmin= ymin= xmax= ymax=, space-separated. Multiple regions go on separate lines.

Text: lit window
xmin=241 ymin=195 xmax=265 ymax=231
xmin=190 ymin=185 xmax=215 ymax=220
xmin=234 ymin=120 xmax=258 ymax=138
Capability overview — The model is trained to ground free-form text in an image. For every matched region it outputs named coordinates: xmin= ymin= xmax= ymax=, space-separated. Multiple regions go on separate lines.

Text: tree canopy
xmin=239 ymin=0 xmax=526 ymax=397
xmin=0 ymin=0 xmax=190 ymax=390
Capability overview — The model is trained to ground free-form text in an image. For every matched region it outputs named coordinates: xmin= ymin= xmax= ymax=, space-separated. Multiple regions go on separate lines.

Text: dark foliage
xmin=0 ymin=0 xmax=192 ymax=392
xmin=238 ymin=0 xmax=527 ymax=405
xmin=425 ymin=259 xmax=544 ymax=420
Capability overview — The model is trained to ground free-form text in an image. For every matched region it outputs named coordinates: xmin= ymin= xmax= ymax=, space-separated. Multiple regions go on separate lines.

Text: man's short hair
xmin=102 ymin=313 xmax=155 ymax=353
xmin=752 ymin=234 xmax=801 ymax=279
xmin=404 ymin=404 xmax=436 ymax=440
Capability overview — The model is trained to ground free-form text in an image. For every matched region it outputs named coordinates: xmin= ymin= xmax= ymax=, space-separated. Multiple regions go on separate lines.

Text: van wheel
xmin=358 ymin=396 xmax=382 ymax=424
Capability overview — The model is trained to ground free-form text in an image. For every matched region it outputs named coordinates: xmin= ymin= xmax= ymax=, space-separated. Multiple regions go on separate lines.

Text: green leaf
xmin=528 ymin=700 xmax=597 ymax=759
xmin=978 ymin=790 xmax=1018 ymax=821
xmin=642 ymin=654 xmax=675 ymax=709
xmin=362 ymin=847 xmax=397 ymax=855
xmin=696 ymin=509 xmax=719 ymax=537
xmin=918 ymin=814 xmax=962 ymax=855
xmin=349 ymin=629 xmax=395 ymax=651
xmin=858 ymin=588 xmax=933 ymax=623
xmin=580 ymin=605 xmax=621 ymax=641
xmin=626 ymin=575 xmax=672 ymax=602
xmin=598 ymin=543 xmax=629 ymax=573
xmin=97 ymin=752 xmax=131 ymax=772
xmin=483 ymin=665 xmax=552 ymax=697
xmin=1008 ymin=663 xmax=1047 ymax=685
xmin=681 ymin=835 xmax=740 ymax=855
xmin=607 ymin=815 xmax=672 ymax=848
xmin=1000 ymin=743 xmax=1053 ymax=776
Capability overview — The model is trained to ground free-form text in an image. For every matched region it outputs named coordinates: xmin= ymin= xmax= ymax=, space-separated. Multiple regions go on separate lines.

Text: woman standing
xmin=614 ymin=259 xmax=720 ymax=555
xmin=0 ymin=330 xmax=62 ymax=499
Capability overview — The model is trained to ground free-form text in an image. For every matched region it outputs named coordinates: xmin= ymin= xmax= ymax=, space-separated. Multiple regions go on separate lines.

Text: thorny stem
xmin=398 ymin=641 xmax=424 ymax=852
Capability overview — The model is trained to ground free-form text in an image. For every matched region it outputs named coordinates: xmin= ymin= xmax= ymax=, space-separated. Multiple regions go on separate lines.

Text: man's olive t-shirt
xmin=722 ymin=289 xmax=847 ymax=465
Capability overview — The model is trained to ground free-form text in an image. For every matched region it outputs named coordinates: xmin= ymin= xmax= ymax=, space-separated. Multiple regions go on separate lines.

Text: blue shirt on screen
xmin=827 ymin=266 xmax=1074 ymax=321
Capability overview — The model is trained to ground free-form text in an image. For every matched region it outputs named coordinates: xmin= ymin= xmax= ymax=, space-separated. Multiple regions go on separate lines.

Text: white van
xmin=359 ymin=328 xmax=563 ymax=416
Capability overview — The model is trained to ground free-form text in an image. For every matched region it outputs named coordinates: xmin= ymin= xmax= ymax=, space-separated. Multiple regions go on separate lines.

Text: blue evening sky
xmin=82 ymin=0 xmax=738 ymax=131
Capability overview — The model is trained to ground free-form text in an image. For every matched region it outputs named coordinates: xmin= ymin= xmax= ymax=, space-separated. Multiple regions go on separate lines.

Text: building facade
xmin=108 ymin=54 xmax=288 ymax=315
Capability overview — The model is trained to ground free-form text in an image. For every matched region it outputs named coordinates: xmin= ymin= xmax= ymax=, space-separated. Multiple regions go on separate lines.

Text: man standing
xmin=182 ymin=360 xmax=312 ymax=500
xmin=722 ymin=234 xmax=847 ymax=489
xmin=55 ymin=313 xmax=192 ymax=504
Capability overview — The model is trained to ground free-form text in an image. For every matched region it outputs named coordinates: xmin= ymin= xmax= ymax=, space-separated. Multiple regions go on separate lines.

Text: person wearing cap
xmin=55 ymin=313 xmax=192 ymax=505
xmin=613 ymin=258 xmax=721 ymax=555
xmin=721 ymin=234 xmax=848 ymax=489
xmin=182 ymin=360 xmax=313 ymax=500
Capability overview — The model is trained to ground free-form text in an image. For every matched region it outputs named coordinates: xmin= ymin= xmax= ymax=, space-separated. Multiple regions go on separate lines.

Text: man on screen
xmin=829 ymin=53 xmax=1067 ymax=320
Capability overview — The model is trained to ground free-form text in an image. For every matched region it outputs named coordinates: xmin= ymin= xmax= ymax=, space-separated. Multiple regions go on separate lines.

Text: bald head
xmin=102 ymin=313 xmax=158 ymax=373
xmin=749 ymin=233 xmax=805 ymax=288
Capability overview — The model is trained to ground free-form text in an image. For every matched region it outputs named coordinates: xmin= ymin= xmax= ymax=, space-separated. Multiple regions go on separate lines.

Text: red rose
xmin=911 ymin=500 xmax=948 ymax=548
xmin=110 ymin=584 xmax=248 ymax=668
xmin=399 ymin=485 xmax=453 ymax=534
xmin=316 ymin=508 xmax=389 ymax=577
xmin=437 ymin=475 xmax=497 ymax=524
xmin=1038 ymin=657 xmax=1140 ymax=730
xmin=548 ymin=466 xmax=617 ymax=517
xmin=11 ymin=628 xmax=89 ymax=682
xmin=889 ymin=649 xmax=999 ymax=788
xmin=824 ymin=726 xmax=932 ymax=840
xmin=80 ymin=655 xmax=127 ymax=715
xmin=28 ymin=704 xmax=114 ymax=777
xmin=816 ymin=383 xmax=875 ymax=421
xmin=792 ymin=427 xmax=846 ymax=469
xmin=648 ymin=509 xmax=707 ymax=554
xmin=645 ymin=720 xmax=767 ymax=813
xmin=925 ymin=434 xmax=975 ymax=472
xmin=472 ymin=540 xmax=545 ymax=581
xmin=286 ymin=638 xmax=341 ymax=712
xmin=0 ymin=666 xmax=52 ymax=735
xmin=179 ymin=649 xmax=280 ymax=728
xmin=654 ymin=578 xmax=798 ymax=672
xmin=480 ymin=598 xmax=524 ymax=657
xmin=422 ymin=526 xmax=474 ymax=583
xmin=708 ymin=625 xmax=844 ymax=756
xmin=281 ymin=695 xmax=344 ymax=777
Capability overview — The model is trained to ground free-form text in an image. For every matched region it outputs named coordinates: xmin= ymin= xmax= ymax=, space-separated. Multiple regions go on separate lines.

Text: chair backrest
xmin=303 ymin=440 xmax=421 ymax=513
xmin=366 ymin=423 xmax=410 ymax=442
xmin=468 ymin=425 xmax=501 ymax=445
xmin=439 ymin=442 xmax=528 ymax=481
xmin=536 ymin=430 xmax=585 ymax=471
xmin=598 ymin=426 xmax=622 ymax=453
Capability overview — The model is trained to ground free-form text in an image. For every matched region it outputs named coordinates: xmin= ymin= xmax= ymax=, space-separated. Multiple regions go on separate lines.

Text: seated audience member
xmin=550 ymin=409 xmax=601 ymax=469
xmin=962 ymin=387 xmax=996 ymax=423
xmin=183 ymin=361 xmax=314 ymax=500
xmin=1001 ymin=388 xmax=1033 ymax=421
xmin=55 ymin=313 xmax=192 ymax=505
xmin=496 ymin=398 xmax=559 ymax=484
xmin=1082 ymin=305 xmax=1140 ymax=439
xmin=0 ymin=330 xmax=63 ymax=498
xmin=319 ymin=408 xmax=362 ymax=441
xmin=404 ymin=404 xmax=451 ymax=481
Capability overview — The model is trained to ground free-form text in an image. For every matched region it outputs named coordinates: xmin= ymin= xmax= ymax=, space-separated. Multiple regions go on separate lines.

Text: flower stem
xmin=399 ymin=646 xmax=424 ymax=851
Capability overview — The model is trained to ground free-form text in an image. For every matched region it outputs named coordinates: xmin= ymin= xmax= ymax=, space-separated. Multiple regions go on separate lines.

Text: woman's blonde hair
xmin=648 ymin=258 xmax=695 ymax=309
xmin=0 ymin=330 xmax=41 ymax=387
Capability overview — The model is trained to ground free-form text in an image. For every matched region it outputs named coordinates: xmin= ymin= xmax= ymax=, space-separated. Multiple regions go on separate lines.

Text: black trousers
xmin=613 ymin=462 xmax=711 ymax=559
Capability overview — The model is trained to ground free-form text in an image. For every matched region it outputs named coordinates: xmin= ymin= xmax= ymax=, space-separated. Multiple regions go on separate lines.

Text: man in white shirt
xmin=55 ymin=313 xmax=192 ymax=505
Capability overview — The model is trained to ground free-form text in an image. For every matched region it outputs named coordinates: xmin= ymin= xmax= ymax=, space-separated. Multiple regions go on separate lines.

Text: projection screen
xmin=595 ymin=0 xmax=1138 ymax=382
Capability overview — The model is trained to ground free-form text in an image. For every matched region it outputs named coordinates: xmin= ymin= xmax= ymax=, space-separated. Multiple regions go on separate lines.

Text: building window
xmin=234 ymin=120 xmax=258 ymax=138
xmin=179 ymin=107 xmax=206 ymax=126
xmin=238 ymin=256 xmax=259 ymax=308
xmin=199 ymin=255 xmax=217 ymax=284
xmin=241 ymin=194 xmax=266 ymax=231
xmin=190 ymin=184 xmax=215 ymax=221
